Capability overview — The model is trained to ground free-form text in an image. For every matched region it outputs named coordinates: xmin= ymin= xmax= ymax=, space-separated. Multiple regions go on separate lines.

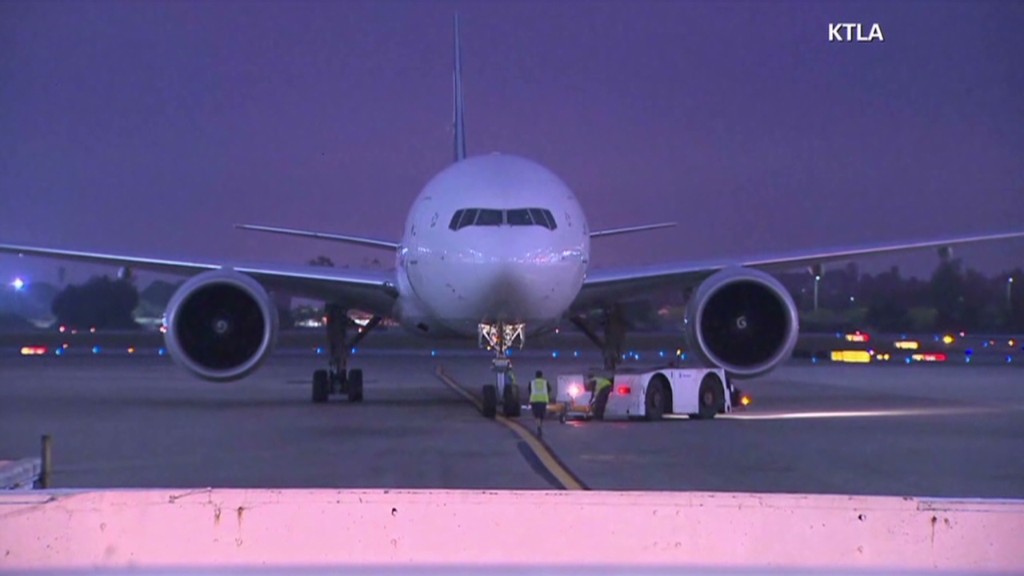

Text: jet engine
xmin=684 ymin=267 xmax=799 ymax=378
xmin=164 ymin=270 xmax=278 ymax=382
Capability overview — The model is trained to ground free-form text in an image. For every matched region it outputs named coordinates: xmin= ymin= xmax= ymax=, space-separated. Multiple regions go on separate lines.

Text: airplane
xmin=2 ymin=15 xmax=1022 ymax=418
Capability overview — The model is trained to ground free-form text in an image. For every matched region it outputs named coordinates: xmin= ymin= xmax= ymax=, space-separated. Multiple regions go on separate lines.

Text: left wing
xmin=0 ymin=243 xmax=398 ymax=315
xmin=589 ymin=222 xmax=675 ymax=238
xmin=572 ymin=229 xmax=1024 ymax=310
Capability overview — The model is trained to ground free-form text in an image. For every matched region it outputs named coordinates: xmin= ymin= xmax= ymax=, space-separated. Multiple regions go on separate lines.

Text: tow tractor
xmin=552 ymin=367 xmax=748 ymax=422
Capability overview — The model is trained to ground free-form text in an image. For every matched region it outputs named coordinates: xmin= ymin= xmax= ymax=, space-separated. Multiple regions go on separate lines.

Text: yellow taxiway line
xmin=435 ymin=366 xmax=588 ymax=491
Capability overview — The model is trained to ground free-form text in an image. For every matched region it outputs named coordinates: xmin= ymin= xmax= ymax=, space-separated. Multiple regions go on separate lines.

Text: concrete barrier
xmin=1 ymin=489 xmax=1022 ymax=572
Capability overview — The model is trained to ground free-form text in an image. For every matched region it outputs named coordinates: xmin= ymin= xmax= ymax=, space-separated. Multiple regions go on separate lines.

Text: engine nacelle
xmin=164 ymin=270 xmax=278 ymax=382
xmin=684 ymin=267 xmax=799 ymax=379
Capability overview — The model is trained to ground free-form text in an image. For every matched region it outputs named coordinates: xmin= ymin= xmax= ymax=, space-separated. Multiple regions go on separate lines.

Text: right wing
xmin=0 ymin=243 xmax=398 ymax=315
xmin=234 ymin=224 xmax=399 ymax=250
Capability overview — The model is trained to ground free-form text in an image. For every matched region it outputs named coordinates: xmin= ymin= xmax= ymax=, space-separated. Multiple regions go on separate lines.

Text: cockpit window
xmin=449 ymin=209 xmax=479 ymax=231
xmin=506 ymin=209 xmax=533 ymax=226
xmin=449 ymin=209 xmax=464 ymax=230
xmin=449 ymin=208 xmax=557 ymax=231
xmin=530 ymin=208 xmax=556 ymax=230
xmin=476 ymin=209 xmax=503 ymax=226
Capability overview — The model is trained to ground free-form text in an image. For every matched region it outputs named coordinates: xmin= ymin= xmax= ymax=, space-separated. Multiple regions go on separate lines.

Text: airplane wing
xmin=0 ymin=243 xmax=398 ymax=315
xmin=234 ymin=223 xmax=399 ymax=250
xmin=572 ymin=230 xmax=1024 ymax=311
xmin=589 ymin=222 xmax=676 ymax=238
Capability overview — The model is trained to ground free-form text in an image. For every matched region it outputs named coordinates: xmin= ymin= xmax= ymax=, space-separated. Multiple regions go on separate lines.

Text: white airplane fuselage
xmin=394 ymin=153 xmax=590 ymax=337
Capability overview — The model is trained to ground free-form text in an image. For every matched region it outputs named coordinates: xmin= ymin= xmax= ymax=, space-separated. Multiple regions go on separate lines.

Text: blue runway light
xmin=965 ymin=357 xmax=971 ymax=364
xmin=55 ymin=348 xmax=63 ymax=356
xmin=812 ymin=357 xmax=817 ymax=364
xmin=552 ymin=351 xmax=559 ymax=358
xmin=573 ymin=351 xmax=579 ymax=357
xmin=92 ymin=346 xmax=101 ymax=354
xmin=315 ymin=347 xmax=324 ymax=355
xmin=905 ymin=357 xmax=912 ymax=364
xmin=1008 ymin=356 xmax=1014 ymax=364
xmin=158 ymin=348 xmax=167 ymax=356
xmin=659 ymin=351 xmax=665 ymax=357
xmin=430 ymin=350 xmax=436 ymax=357
xmin=965 ymin=349 xmax=973 ymax=356
xmin=351 ymin=347 xmax=357 ymax=355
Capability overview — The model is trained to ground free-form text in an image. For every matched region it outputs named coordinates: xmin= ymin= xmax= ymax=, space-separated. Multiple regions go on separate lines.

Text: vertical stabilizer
xmin=453 ymin=13 xmax=467 ymax=162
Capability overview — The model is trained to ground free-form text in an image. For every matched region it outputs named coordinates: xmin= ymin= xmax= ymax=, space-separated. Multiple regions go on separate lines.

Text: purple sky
xmin=2 ymin=0 xmax=1022 ymax=288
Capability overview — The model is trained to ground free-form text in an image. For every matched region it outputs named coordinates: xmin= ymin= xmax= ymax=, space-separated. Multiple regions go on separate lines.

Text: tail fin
xmin=453 ymin=13 xmax=467 ymax=162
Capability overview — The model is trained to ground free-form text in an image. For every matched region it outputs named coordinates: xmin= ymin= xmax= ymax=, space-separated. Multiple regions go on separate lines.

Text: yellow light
xmin=127 ymin=347 xmax=136 ymax=354
xmin=1010 ymin=340 xmax=1016 ymax=347
xmin=895 ymin=340 xmax=919 ymax=350
xmin=942 ymin=335 xmax=955 ymax=345
xmin=20 ymin=346 xmax=47 ymax=356
xmin=740 ymin=395 xmax=752 ymax=406
xmin=844 ymin=332 xmax=870 ymax=343
xmin=830 ymin=350 xmax=872 ymax=363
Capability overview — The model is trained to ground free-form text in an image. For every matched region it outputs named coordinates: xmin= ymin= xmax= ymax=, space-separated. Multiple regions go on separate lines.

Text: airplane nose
xmin=476 ymin=244 xmax=581 ymax=319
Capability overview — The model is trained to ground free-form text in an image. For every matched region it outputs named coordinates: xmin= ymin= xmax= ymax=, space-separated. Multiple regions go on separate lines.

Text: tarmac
xmin=1 ymin=349 xmax=1023 ymax=497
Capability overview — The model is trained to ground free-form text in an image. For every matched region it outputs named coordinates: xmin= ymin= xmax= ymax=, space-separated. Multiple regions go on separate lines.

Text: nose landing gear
xmin=478 ymin=322 xmax=525 ymax=419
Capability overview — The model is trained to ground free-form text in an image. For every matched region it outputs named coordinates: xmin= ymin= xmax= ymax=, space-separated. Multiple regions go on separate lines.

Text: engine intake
xmin=164 ymin=270 xmax=278 ymax=381
xmin=685 ymin=267 xmax=799 ymax=378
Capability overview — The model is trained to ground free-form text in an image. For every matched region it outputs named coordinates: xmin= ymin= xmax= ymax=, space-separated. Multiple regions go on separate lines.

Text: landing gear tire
xmin=482 ymin=384 xmax=497 ymax=419
xmin=644 ymin=380 xmax=666 ymax=421
xmin=502 ymin=383 xmax=521 ymax=417
xmin=693 ymin=375 xmax=723 ymax=420
xmin=312 ymin=369 xmax=329 ymax=404
xmin=347 ymin=369 xmax=364 ymax=403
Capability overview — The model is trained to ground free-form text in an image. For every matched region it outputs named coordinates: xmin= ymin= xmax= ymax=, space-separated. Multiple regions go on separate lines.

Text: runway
xmin=2 ymin=351 xmax=1023 ymax=497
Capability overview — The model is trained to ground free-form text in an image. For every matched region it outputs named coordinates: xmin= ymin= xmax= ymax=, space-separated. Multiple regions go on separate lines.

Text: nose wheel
xmin=477 ymin=324 xmax=526 ymax=419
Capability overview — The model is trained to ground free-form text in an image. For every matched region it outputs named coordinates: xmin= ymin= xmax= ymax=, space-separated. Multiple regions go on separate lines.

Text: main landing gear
xmin=312 ymin=303 xmax=381 ymax=404
xmin=570 ymin=304 xmax=628 ymax=371
xmin=478 ymin=322 xmax=525 ymax=419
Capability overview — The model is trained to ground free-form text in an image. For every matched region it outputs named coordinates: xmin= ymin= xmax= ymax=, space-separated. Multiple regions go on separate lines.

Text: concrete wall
xmin=1 ymin=489 xmax=1022 ymax=571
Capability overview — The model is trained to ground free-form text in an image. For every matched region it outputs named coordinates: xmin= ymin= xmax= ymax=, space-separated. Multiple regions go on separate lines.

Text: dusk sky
xmin=1 ymin=0 xmax=1022 ymax=288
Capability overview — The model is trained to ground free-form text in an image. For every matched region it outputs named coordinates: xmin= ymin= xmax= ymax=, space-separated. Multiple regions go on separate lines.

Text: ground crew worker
xmin=588 ymin=373 xmax=613 ymax=420
xmin=529 ymin=370 xmax=550 ymax=438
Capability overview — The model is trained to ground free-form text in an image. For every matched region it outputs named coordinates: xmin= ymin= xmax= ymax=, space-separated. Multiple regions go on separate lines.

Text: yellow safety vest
xmin=529 ymin=378 xmax=549 ymax=403
xmin=593 ymin=377 xmax=612 ymax=392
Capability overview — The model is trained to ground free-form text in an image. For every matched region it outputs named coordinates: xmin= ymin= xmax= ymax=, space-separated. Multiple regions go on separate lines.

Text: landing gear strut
xmin=312 ymin=303 xmax=381 ymax=404
xmin=478 ymin=322 xmax=525 ymax=419
xmin=570 ymin=304 xmax=627 ymax=371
